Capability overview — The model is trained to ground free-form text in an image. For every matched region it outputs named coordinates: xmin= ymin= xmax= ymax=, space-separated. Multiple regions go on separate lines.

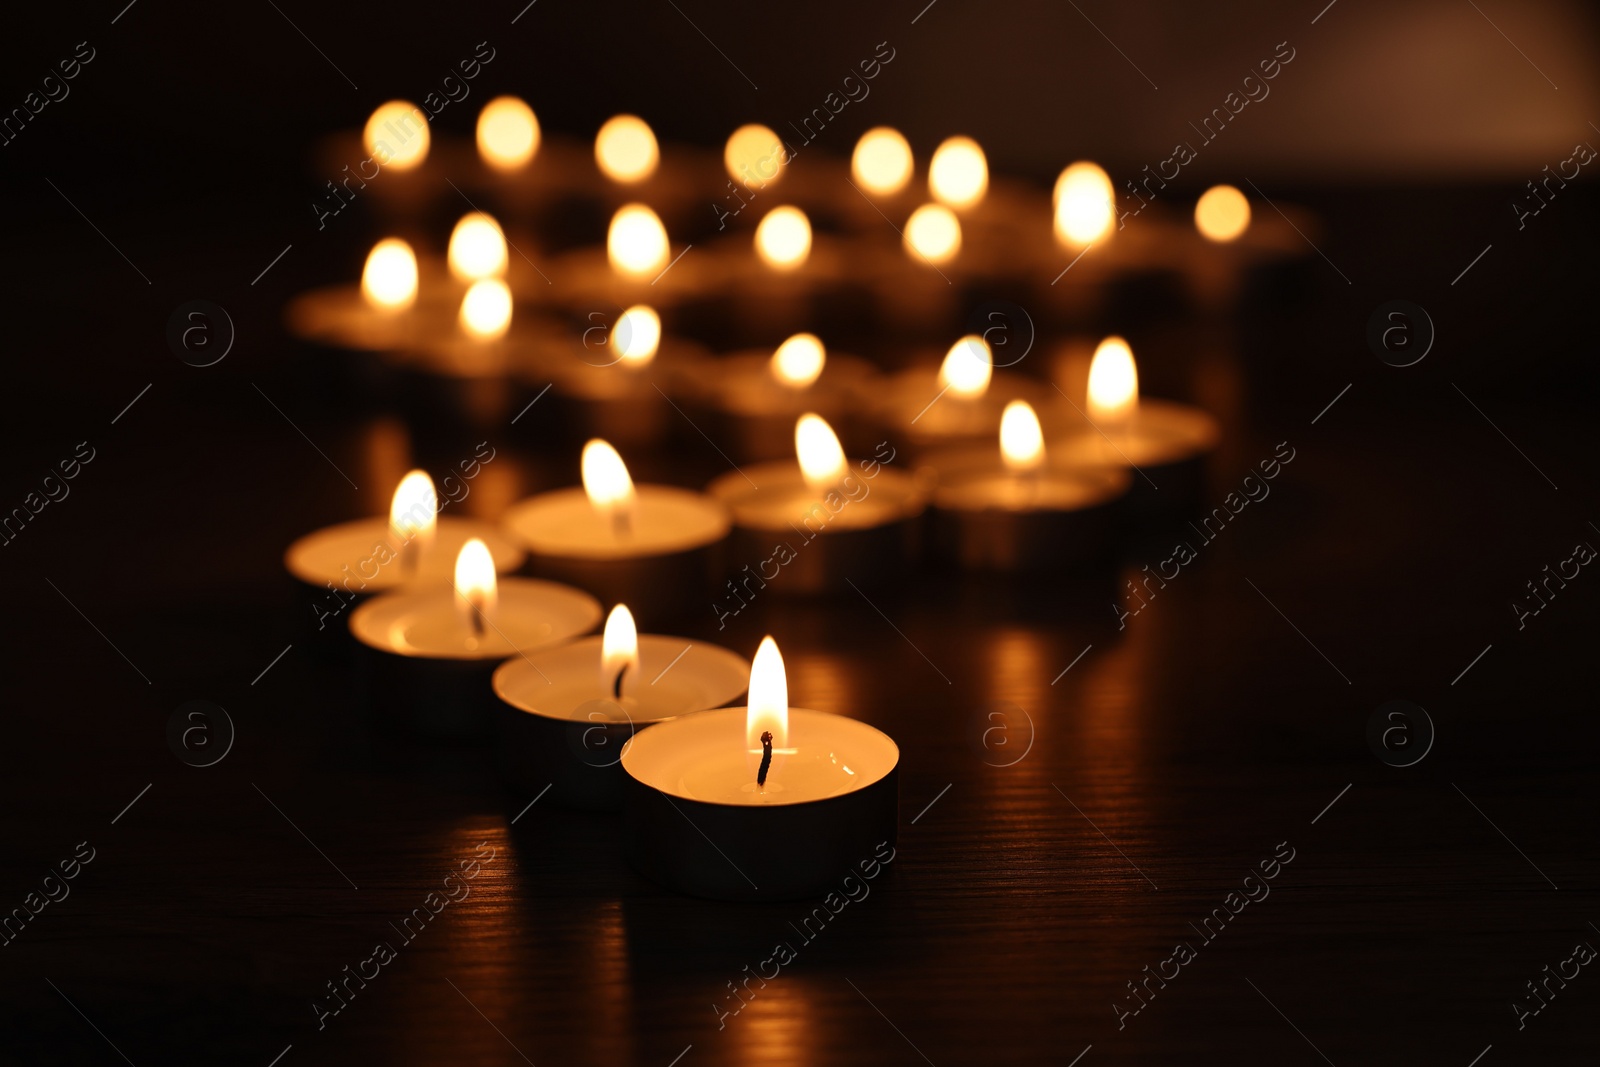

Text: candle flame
xmin=361 ymin=238 xmax=418 ymax=311
xmin=448 ymin=212 xmax=508 ymax=282
xmin=795 ymin=413 xmax=847 ymax=493
xmin=389 ymin=469 xmax=438 ymax=546
xmin=938 ymin=335 xmax=992 ymax=399
xmin=851 ymin=127 xmax=913 ymax=196
xmin=725 ymin=124 xmax=785 ymax=188
xmin=595 ymin=114 xmax=659 ymax=183
xmin=1195 ymin=184 xmax=1251 ymax=243
xmin=476 ymin=96 xmax=540 ymax=171
xmin=363 ymin=101 xmax=429 ymax=170
xmin=1087 ymin=336 xmax=1139 ymax=426
xmin=903 ymin=203 xmax=962 ymax=265
xmin=459 ymin=279 xmax=512 ymax=340
xmin=607 ymin=204 xmax=670 ymax=279
xmin=1000 ymin=400 xmax=1045 ymax=472
xmin=614 ymin=305 xmax=661 ymax=368
xmin=454 ymin=538 xmax=498 ymax=634
xmin=1053 ymin=161 xmax=1115 ymax=247
xmin=581 ymin=439 xmax=637 ymax=531
xmin=746 ymin=635 xmax=788 ymax=751
xmin=771 ymin=333 xmax=825 ymax=389
xmin=600 ymin=603 xmax=639 ymax=697
xmin=755 ymin=206 xmax=811 ymax=271
xmin=928 ymin=135 xmax=987 ymax=210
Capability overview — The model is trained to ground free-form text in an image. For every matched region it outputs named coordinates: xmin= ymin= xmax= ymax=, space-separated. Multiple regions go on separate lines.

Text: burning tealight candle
xmin=1194 ymin=184 xmax=1251 ymax=242
xmin=476 ymin=96 xmax=540 ymax=171
xmin=924 ymin=400 xmax=1130 ymax=571
xmin=448 ymin=212 xmax=509 ymax=283
xmin=754 ymin=206 xmax=812 ymax=271
xmin=608 ymin=204 xmax=671 ymax=279
xmin=1053 ymin=161 xmax=1116 ymax=248
xmin=285 ymin=237 xmax=442 ymax=355
xmin=903 ymin=202 xmax=962 ymax=266
xmin=876 ymin=334 xmax=1047 ymax=455
xmin=928 ymin=135 xmax=987 ymax=211
xmin=286 ymin=470 xmax=526 ymax=630
xmin=851 ymin=127 xmax=914 ymax=196
xmin=363 ymin=100 xmax=429 ymax=170
xmin=493 ymin=603 xmax=751 ymax=809
xmin=1053 ymin=335 xmax=1219 ymax=511
xmin=621 ymin=636 xmax=899 ymax=900
xmin=595 ymin=114 xmax=660 ymax=184
xmin=350 ymin=538 xmax=601 ymax=738
xmin=503 ymin=439 xmax=731 ymax=627
xmin=725 ymin=123 xmax=787 ymax=189
xmin=683 ymin=333 xmax=878 ymax=462
xmin=705 ymin=414 xmax=928 ymax=596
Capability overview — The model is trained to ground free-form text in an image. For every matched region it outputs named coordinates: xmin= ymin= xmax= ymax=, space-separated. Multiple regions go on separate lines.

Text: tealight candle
xmin=350 ymin=539 xmax=601 ymax=738
xmin=493 ymin=604 xmax=750 ymax=809
xmin=285 ymin=470 xmax=525 ymax=643
xmin=621 ymin=636 xmax=898 ymax=901
xmin=503 ymin=440 xmax=730 ymax=627
xmin=550 ymin=203 xmax=717 ymax=315
xmin=925 ymin=400 xmax=1130 ymax=570
xmin=873 ymin=334 xmax=1051 ymax=456
xmin=284 ymin=237 xmax=456 ymax=358
xmin=683 ymin=332 xmax=878 ymax=462
xmin=705 ymin=414 xmax=928 ymax=596
xmin=1051 ymin=336 xmax=1219 ymax=511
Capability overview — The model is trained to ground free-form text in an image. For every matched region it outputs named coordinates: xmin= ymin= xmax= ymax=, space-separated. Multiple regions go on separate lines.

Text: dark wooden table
xmin=1 ymin=96 xmax=1596 ymax=1067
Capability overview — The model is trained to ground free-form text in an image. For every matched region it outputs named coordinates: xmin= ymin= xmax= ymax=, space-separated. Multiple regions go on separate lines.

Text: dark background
xmin=1 ymin=2 xmax=1597 ymax=1065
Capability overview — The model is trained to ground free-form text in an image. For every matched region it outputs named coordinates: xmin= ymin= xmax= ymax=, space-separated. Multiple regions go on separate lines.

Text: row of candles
xmin=281 ymin=97 xmax=1253 ymax=901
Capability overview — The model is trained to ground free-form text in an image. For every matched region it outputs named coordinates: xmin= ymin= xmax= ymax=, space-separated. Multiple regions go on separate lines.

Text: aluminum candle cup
xmin=503 ymin=441 xmax=730 ymax=628
xmin=493 ymin=630 xmax=749 ymax=810
xmin=620 ymin=638 xmax=898 ymax=901
xmin=350 ymin=569 xmax=600 ymax=740
xmin=705 ymin=416 xmax=928 ymax=597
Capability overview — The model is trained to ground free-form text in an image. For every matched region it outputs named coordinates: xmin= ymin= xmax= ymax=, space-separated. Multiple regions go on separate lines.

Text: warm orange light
xmin=1195 ymin=184 xmax=1251 ymax=242
xmin=938 ymin=335 xmax=992 ymax=399
xmin=477 ymin=96 xmax=540 ymax=170
xmin=448 ymin=212 xmax=508 ymax=282
xmin=754 ymin=206 xmax=811 ymax=271
xmin=929 ymin=136 xmax=987 ymax=210
xmin=607 ymin=204 xmax=670 ymax=278
xmin=1000 ymin=400 xmax=1045 ymax=473
xmin=795 ymin=413 xmax=847 ymax=493
xmin=389 ymin=469 xmax=438 ymax=545
xmin=771 ymin=333 xmax=825 ymax=389
xmin=459 ymin=279 xmax=512 ymax=340
xmin=725 ymin=124 xmax=785 ymax=188
xmin=1087 ymin=336 xmax=1139 ymax=426
xmin=600 ymin=603 xmax=639 ymax=696
xmin=454 ymin=538 xmax=498 ymax=633
xmin=364 ymin=101 xmax=429 ymax=170
xmin=362 ymin=238 xmax=418 ymax=310
xmin=614 ymin=305 xmax=661 ymax=368
xmin=595 ymin=115 xmax=659 ymax=183
xmin=903 ymin=203 xmax=962 ymax=265
xmin=581 ymin=439 xmax=637 ymax=532
xmin=852 ymin=127 xmax=913 ymax=196
xmin=747 ymin=635 xmax=788 ymax=751
xmin=1053 ymin=162 xmax=1115 ymax=247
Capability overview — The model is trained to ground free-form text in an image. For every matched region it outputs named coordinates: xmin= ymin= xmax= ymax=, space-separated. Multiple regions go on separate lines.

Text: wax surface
xmin=1053 ymin=398 xmax=1219 ymax=468
xmin=286 ymin=516 xmax=526 ymax=592
xmin=623 ymin=707 xmax=898 ymax=806
xmin=349 ymin=577 xmax=600 ymax=660
xmin=931 ymin=465 xmax=1130 ymax=513
xmin=694 ymin=350 xmax=876 ymax=417
xmin=504 ymin=485 xmax=729 ymax=558
xmin=708 ymin=461 xmax=926 ymax=532
xmin=494 ymin=634 xmax=749 ymax=722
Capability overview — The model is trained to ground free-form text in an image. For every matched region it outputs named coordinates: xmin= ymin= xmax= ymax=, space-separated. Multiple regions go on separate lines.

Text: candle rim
xmin=493 ymin=633 xmax=750 ymax=723
xmin=348 ymin=576 xmax=601 ymax=661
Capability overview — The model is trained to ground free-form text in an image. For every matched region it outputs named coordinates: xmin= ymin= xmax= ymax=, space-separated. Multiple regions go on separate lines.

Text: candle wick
xmin=612 ymin=662 xmax=629 ymax=700
xmin=757 ymin=731 xmax=773 ymax=788
xmin=612 ymin=510 xmax=632 ymax=540
xmin=469 ymin=595 xmax=486 ymax=639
